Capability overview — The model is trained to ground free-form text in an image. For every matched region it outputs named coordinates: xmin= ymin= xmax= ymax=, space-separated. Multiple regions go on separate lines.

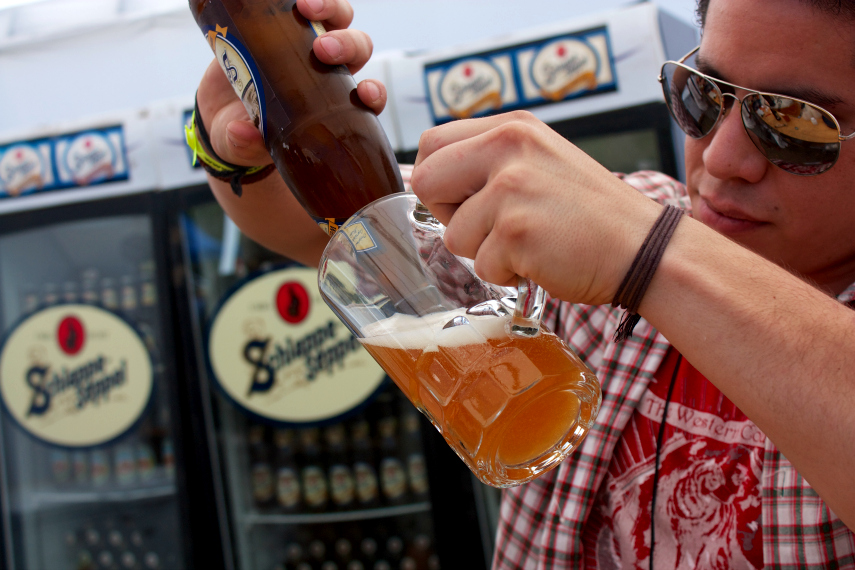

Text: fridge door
xmin=0 ymin=193 xmax=190 ymax=570
xmin=172 ymin=187 xmax=491 ymax=570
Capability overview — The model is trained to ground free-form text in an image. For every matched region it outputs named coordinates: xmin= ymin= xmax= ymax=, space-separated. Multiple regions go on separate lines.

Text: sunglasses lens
xmin=741 ymin=94 xmax=840 ymax=175
xmin=661 ymin=62 xmax=723 ymax=139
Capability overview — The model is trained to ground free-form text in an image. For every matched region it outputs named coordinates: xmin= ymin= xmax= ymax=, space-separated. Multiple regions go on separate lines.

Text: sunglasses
xmin=659 ymin=47 xmax=855 ymax=176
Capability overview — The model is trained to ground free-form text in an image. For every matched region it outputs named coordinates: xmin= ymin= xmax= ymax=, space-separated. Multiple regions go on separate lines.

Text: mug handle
xmin=511 ymin=277 xmax=545 ymax=337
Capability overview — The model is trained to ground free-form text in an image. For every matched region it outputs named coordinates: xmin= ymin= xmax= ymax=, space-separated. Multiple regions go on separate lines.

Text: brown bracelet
xmin=612 ymin=204 xmax=684 ymax=342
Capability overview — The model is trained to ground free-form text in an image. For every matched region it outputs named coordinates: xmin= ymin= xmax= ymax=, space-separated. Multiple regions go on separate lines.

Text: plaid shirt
xmin=492 ymin=170 xmax=855 ymax=570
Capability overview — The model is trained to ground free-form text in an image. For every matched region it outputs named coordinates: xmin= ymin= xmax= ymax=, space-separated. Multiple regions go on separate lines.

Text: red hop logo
xmin=463 ymin=66 xmax=473 ymax=78
xmin=276 ymin=282 xmax=310 ymax=324
xmin=557 ymin=45 xmax=567 ymax=57
xmin=57 ymin=316 xmax=85 ymax=356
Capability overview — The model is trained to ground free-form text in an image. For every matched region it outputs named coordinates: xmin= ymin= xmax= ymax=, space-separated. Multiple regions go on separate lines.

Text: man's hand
xmin=411 ymin=111 xmax=663 ymax=307
xmin=196 ymin=0 xmax=387 ymax=167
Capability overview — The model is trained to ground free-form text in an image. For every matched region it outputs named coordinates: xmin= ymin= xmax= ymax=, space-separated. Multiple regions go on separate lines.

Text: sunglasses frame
xmin=659 ymin=46 xmax=855 ymax=174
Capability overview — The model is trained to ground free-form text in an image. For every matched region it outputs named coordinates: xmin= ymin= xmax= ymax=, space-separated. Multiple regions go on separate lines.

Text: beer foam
xmin=360 ymin=309 xmax=508 ymax=351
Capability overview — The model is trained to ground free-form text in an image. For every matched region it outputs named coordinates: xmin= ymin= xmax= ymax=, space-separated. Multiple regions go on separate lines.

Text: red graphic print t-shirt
xmin=581 ymin=349 xmax=765 ymax=569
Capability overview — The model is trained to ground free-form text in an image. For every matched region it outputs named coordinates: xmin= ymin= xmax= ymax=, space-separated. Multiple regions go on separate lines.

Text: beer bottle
xmin=383 ymin=536 xmax=403 ymax=569
xmin=62 ymin=280 xmax=79 ymax=304
xmin=81 ymin=269 xmax=101 ymax=305
xmin=298 ymin=428 xmax=329 ymax=511
xmin=400 ymin=409 xmax=429 ymax=501
xmin=72 ymin=450 xmax=89 ymax=487
xmin=188 ymin=0 xmax=404 ymax=235
xmin=20 ymin=283 xmax=39 ymax=315
xmin=90 ymin=447 xmax=112 ymax=488
xmin=100 ymin=277 xmax=119 ymax=312
xmin=350 ymin=416 xmax=380 ymax=508
xmin=42 ymin=282 xmax=60 ymax=306
xmin=248 ymin=424 xmax=276 ymax=509
xmin=324 ymin=424 xmax=356 ymax=510
xmin=376 ymin=397 xmax=408 ymax=505
xmin=274 ymin=428 xmax=302 ymax=511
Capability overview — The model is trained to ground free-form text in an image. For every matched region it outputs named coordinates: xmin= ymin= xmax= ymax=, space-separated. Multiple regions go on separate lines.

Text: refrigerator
xmin=0 ymin=110 xmax=222 ymax=570
xmin=386 ymin=3 xmax=699 ymax=181
xmin=152 ymin=99 xmax=495 ymax=570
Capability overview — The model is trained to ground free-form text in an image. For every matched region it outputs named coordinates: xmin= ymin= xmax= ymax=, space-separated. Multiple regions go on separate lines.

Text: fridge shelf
xmin=18 ymin=483 xmax=178 ymax=512
xmin=243 ymin=501 xmax=431 ymax=526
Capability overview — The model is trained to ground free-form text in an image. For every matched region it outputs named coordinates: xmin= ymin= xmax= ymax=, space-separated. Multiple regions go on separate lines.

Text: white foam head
xmin=360 ymin=309 xmax=508 ymax=352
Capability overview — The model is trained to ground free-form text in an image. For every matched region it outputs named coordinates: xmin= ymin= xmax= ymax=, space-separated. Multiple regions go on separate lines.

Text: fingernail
xmin=304 ymin=0 xmax=324 ymax=14
xmin=365 ymin=81 xmax=381 ymax=102
xmin=319 ymin=36 xmax=342 ymax=60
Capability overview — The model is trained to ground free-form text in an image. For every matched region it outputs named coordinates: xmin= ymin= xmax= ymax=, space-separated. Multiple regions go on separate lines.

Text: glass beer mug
xmin=318 ymin=193 xmax=601 ymax=487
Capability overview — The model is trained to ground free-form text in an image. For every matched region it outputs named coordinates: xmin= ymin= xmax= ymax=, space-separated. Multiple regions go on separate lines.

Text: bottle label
xmin=354 ymin=462 xmax=379 ymax=503
xmin=313 ymin=216 xmax=350 ymax=237
xmin=90 ymin=450 xmax=111 ymax=487
xmin=329 ymin=464 xmax=355 ymax=506
xmin=252 ymin=464 xmax=275 ymax=502
xmin=407 ymin=453 xmax=429 ymax=495
xmin=341 ymin=221 xmax=378 ymax=252
xmin=301 ymin=465 xmax=328 ymax=507
xmin=276 ymin=467 xmax=301 ymax=508
xmin=115 ymin=445 xmax=137 ymax=485
xmin=136 ymin=444 xmax=157 ymax=482
xmin=204 ymin=25 xmax=268 ymax=142
xmin=50 ymin=450 xmax=71 ymax=483
xmin=380 ymin=458 xmax=407 ymax=499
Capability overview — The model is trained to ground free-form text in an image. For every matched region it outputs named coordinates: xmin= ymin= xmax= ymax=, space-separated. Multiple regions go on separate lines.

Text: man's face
xmin=686 ymin=0 xmax=855 ymax=293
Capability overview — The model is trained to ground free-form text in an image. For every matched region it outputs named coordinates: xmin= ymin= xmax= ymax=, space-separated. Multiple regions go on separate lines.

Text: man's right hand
xmin=196 ymin=0 xmax=387 ymax=168
xmin=194 ymin=0 xmax=386 ymax=267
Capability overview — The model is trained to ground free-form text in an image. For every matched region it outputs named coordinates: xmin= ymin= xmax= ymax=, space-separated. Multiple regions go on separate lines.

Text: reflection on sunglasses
xmin=659 ymin=47 xmax=854 ymax=176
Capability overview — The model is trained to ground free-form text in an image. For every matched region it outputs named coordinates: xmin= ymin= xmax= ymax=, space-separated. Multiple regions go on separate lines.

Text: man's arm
xmin=412 ymin=110 xmax=855 ymax=529
xmin=645 ymin=215 xmax=855 ymax=529
xmin=195 ymin=0 xmax=386 ymax=267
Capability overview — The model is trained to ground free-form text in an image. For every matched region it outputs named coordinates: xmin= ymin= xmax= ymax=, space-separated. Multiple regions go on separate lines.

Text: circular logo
xmin=0 ymin=144 xmax=44 ymax=196
xmin=276 ymin=282 xmax=310 ymax=324
xmin=0 ymin=305 xmax=154 ymax=448
xmin=65 ymin=133 xmax=116 ymax=186
xmin=57 ymin=316 xmax=85 ymax=356
xmin=208 ymin=267 xmax=386 ymax=424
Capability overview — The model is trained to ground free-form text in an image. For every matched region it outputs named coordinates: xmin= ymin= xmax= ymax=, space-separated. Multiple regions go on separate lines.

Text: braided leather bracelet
xmin=184 ymin=94 xmax=275 ymax=197
xmin=612 ymin=204 xmax=684 ymax=342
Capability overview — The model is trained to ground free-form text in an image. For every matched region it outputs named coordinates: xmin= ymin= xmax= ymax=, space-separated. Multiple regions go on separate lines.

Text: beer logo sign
xmin=0 ymin=305 xmax=153 ymax=448
xmin=208 ymin=267 xmax=386 ymax=424
xmin=529 ymin=39 xmax=600 ymax=101
xmin=206 ymin=24 xmax=267 ymax=142
xmin=63 ymin=132 xmax=117 ymax=186
xmin=439 ymin=59 xmax=505 ymax=119
xmin=0 ymin=144 xmax=47 ymax=196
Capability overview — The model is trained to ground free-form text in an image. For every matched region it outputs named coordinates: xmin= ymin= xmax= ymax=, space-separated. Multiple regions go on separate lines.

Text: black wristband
xmin=612 ymin=204 xmax=684 ymax=342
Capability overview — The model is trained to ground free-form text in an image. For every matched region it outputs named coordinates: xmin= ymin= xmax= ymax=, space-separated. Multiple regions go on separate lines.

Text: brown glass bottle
xmin=189 ymin=0 xmax=404 ymax=235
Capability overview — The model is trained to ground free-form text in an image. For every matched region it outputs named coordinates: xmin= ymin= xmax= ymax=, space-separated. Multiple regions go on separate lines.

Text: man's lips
xmin=695 ymin=197 xmax=766 ymax=233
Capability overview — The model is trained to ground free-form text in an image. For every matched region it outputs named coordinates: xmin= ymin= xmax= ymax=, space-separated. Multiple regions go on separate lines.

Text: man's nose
xmin=702 ymin=97 xmax=769 ymax=182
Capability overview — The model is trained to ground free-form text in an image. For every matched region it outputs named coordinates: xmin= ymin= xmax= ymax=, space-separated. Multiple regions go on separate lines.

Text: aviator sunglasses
xmin=659 ymin=46 xmax=855 ymax=176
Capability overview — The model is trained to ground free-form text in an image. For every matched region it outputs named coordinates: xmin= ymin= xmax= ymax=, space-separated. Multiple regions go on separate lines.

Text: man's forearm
xmin=642 ymin=215 xmax=855 ymax=528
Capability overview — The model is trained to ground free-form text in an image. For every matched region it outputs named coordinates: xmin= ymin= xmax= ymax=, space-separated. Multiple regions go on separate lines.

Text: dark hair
xmin=697 ymin=0 xmax=855 ymax=28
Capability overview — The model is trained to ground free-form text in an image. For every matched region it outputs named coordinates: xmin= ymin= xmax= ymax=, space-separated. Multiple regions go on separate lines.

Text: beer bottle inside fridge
xmin=350 ymin=416 xmax=379 ymax=508
xmin=248 ymin=424 xmax=275 ymax=508
xmin=324 ymin=424 xmax=355 ymax=510
xmin=298 ymin=428 xmax=329 ymax=511
xmin=20 ymin=282 xmax=39 ymax=315
xmin=188 ymin=0 xmax=404 ymax=235
xmin=376 ymin=396 xmax=408 ymax=505
xmin=274 ymin=428 xmax=302 ymax=511
xmin=400 ymin=409 xmax=429 ymax=501
xmin=62 ymin=280 xmax=79 ymax=304
xmin=42 ymin=282 xmax=60 ymax=306
xmin=81 ymin=269 xmax=101 ymax=305
xmin=100 ymin=277 xmax=119 ymax=312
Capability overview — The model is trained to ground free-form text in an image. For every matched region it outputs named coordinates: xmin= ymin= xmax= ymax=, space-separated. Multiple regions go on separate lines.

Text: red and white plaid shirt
xmin=492 ymin=170 xmax=855 ymax=569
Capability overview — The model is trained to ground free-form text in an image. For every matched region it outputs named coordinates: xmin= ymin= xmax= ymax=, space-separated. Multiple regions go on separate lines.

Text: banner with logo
xmin=0 ymin=305 xmax=154 ymax=448
xmin=207 ymin=266 xmax=387 ymax=425
xmin=0 ymin=125 xmax=129 ymax=200
xmin=425 ymin=26 xmax=617 ymax=124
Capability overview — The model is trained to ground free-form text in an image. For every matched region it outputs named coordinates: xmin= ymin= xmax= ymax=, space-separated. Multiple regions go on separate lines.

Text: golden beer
xmin=360 ymin=310 xmax=601 ymax=487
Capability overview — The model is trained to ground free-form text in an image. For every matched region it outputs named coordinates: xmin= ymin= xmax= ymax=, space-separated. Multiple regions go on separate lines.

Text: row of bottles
xmin=63 ymin=512 xmax=179 ymax=570
xmin=271 ymin=519 xmax=440 ymax=570
xmin=43 ymin=424 xmax=175 ymax=491
xmin=248 ymin=391 xmax=430 ymax=513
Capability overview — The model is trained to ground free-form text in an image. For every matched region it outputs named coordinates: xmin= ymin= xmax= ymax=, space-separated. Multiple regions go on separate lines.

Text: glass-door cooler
xmin=169 ymin=184 xmax=495 ymax=570
xmin=0 ymin=110 xmax=221 ymax=570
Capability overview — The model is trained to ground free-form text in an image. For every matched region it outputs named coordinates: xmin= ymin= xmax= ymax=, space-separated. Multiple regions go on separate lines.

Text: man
xmin=196 ymin=0 xmax=855 ymax=567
